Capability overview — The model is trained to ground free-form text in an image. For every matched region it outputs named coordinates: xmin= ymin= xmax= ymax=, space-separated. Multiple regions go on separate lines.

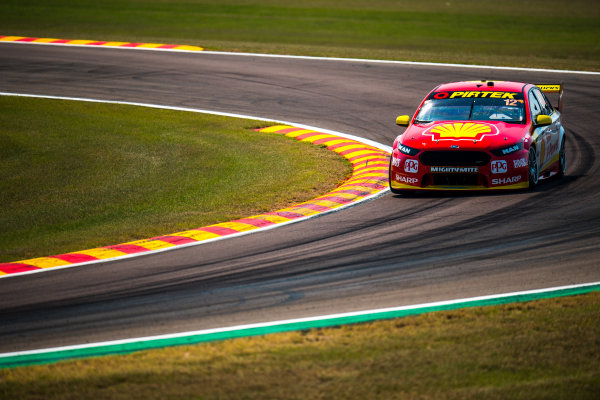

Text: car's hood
xmin=402 ymin=121 xmax=529 ymax=151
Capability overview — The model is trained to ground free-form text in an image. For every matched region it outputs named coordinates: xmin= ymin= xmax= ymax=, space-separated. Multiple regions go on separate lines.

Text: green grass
xmin=0 ymin=96 xmax=351 ymax=262
xmin=1 ymin=0 xmax=599 ymax=70
xmin=1 ymin=292 xmax=598 ymax=399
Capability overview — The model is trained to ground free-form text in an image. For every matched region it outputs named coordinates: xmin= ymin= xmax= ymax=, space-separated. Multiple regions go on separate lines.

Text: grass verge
xmin=1 ymin=292 xmax=598 ymax=399
xmin=0 ymin=96 xmax=351 ymax=262
xmin=1 ymin=0 xmax=599 ymax=71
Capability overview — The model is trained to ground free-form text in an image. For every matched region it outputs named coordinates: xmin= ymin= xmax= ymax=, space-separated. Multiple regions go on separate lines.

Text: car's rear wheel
xmin=557 ymin=137 xmax=566 ymax=178
xmin=528 ymin=146 xmax=539 ymax=190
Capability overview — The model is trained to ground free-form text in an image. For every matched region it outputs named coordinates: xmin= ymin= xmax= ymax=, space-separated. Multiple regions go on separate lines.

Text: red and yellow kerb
xmin=0 ymin=35 xmax=204 ymax=51
xmin=0 ymin=126 xmax=389 ymax=276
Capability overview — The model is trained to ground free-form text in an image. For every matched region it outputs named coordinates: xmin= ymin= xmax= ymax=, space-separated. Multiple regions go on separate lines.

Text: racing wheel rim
xmin=528 ymin=147 xmax=539 ymax=188
xmin=558 ymin=138 xmax=566 ymax=177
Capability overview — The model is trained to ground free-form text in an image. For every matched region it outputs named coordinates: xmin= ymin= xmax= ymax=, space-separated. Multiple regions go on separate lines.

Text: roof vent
xmin=487 ymin=81 xmax=494 ymax=87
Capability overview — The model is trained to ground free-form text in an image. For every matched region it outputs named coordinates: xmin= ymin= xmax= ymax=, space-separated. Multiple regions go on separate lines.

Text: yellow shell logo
xmin=425 ymin=123 xmax=498 ymax=142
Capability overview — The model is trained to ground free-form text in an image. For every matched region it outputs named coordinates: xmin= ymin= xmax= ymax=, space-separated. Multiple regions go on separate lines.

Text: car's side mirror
xmin=396 ymin=115 xmax=410 ymax=127
xmin=535 ymin=114 xmax=552 ymax=126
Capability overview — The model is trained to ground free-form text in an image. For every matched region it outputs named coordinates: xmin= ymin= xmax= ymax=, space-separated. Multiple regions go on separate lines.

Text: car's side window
xmin=528 ymin=91 xmax=542 ymax=120
xmin=533 ymin=89 xmax=553 ymax=115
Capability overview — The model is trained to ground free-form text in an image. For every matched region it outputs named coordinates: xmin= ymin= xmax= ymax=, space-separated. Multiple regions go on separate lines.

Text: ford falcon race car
xmin=389 ymin=80 xmax=566 ymax=193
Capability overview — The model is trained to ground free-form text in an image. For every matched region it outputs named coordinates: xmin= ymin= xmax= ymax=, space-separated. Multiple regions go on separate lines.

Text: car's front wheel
xmin=528 ymin=146 xmax=539 ymax=190
xmin=557 ymin=137 xmax=566 ymax=178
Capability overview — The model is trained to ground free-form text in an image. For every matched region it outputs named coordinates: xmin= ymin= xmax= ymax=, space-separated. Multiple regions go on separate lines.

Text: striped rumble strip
xmin=0 ymin=35 xmax=204 ymax=51
xmin=0 ymin=125 xmax=389 ymax=277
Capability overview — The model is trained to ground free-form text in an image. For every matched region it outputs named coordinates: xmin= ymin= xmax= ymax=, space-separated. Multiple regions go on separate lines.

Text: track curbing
xmin=0 ymin=35 xmax=204 ymax=51
xmin=0 ymin=93 xmax=391 ymax=278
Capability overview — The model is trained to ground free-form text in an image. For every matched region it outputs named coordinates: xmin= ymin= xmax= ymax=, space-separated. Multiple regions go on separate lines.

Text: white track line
xmin=2 ymin=39 xmax=599 ymax=75
xmin=1 ymin=281 xmax=598 ymax=359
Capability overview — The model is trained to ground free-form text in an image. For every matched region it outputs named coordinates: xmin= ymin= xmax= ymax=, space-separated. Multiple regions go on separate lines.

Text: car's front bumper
xmin=389 ymin=150 xmax=530 ymax=191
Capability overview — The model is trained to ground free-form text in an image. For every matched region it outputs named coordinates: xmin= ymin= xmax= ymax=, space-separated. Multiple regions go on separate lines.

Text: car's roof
xmin=434 ymin=81 xmax=529 ymax=93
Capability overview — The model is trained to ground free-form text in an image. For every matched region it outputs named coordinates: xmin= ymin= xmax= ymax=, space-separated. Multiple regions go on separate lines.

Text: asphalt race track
xmin=1 ymin=43 xmax=599 ymax=352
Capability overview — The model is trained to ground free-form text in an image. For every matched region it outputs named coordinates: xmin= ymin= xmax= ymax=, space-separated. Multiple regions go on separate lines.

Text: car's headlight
xmin=396 ymin=143 xmax=420 ymax=156
xmin=491 ymin=142 xmax=523 ymax=156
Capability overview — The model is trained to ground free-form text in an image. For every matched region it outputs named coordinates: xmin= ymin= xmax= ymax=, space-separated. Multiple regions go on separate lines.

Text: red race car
xmin=389 ymin=80 xmax=565 ymax=193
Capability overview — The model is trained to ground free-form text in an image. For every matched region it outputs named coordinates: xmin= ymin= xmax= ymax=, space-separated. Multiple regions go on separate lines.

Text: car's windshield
xmin=415 ymin=91 xmax=526 ymax=124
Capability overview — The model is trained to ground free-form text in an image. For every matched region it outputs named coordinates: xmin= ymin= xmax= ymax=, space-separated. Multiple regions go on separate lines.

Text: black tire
xmin=528 ymin=146 xmax=539 ymax=190
xmin=390 ymin=187 xmax=415 ymax=195
xmin=388 ymin=159 xmax=395 ymax=192
xmin=557 ymin=137 xmax=566 ymax=178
